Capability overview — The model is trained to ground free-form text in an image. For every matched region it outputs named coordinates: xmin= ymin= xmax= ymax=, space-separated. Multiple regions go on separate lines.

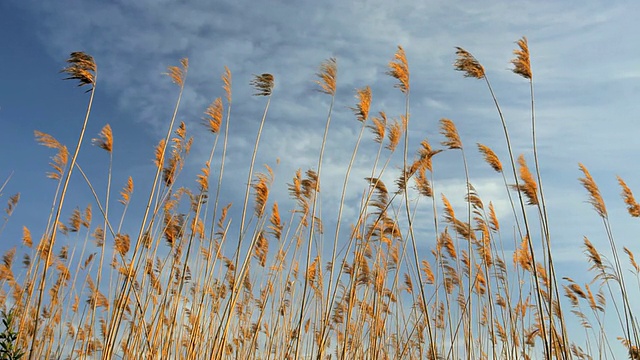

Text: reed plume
xmin=368 ymin=111 xmax=387 ymax=144
xmin=454 ymin=47 xmax=485 ymax=79
xmin=203 ymin=98 xmax=223 ymax=134
xmin=387 ymin=46 xmax=409 ymax=93
xmin=386 ymin=119 xmax=402 ymax=151
xmin=512 ymin=155 xmax=538 ymax=206
xmin=92 ymin=124 xmax=113 ymax=153
xmin=351 ymin=86 xmax=371 ymax=122
xmin=477 ymin=143 xmax=502 ymax=172
xmin=61 ymin=52 xmax=97 ymax=89
xmin=166 ymin=58 xmax=189 ymax=86
xmin=440 ymin=118 xmax=462 ymax=149
xmin=511 ymin=36 xmax=532 ymax=80
xmin=315 ymin=57 xmax=337 ymax=95
xmin=617 ymin=176 xmax=640 ymax=217
xmin=578 ymin=163 xmax=607 ymax=218
xmin=251 ymin=74 xmax=275 ymax=96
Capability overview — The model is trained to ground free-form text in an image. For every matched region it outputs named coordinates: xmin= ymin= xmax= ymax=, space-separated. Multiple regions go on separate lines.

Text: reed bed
xmin=0 ymin=38 xmax=638 ymax=360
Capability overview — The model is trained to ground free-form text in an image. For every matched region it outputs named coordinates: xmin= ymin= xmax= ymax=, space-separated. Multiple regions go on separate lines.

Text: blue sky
xmin=2 ymin=0 xmax=640 ymax=355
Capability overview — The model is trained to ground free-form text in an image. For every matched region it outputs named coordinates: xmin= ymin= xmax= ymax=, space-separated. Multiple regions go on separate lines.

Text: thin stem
xmin=103 ymin=71 xmax=186 ymax=359
xmin=29 ymin=76 xmax=97 ymax=360
xmin=295 ymin=92 xmax=335 ymax=358
xmin=482 ymin=75 xmax=550 ymax=357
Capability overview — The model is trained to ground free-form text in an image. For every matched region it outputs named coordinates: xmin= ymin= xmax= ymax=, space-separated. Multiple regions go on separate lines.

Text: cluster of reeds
xmin=0 ymin=38 xmax=638 ymax=360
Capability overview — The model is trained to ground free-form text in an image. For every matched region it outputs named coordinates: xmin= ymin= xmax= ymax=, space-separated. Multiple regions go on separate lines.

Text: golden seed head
xmin=387 ymin=46 xmax=410 ymax=93
xmin=203 ymin=98 xmax=224 ymax=134
xmin=351 ymin=86 xmax=371 ymax=122
xmin=454 ymin=47 xmax=485 ymax=79
xmin=477 ymin=143 xmax=503 ymax=172
xmin=166 ymin=57 xmax=189 ymax=87
xmin=62 ymin=51 xmax=97 ymax=90
xmin=511 ymin=155 xmax=538 ymax=205
xmin=315 ymin=57 xmax=337 ymax=95
xmin=578 ymin=163 xmax=607 ymax=218
xmin=511 ymin=36 xmax=532 ymax=80
xmin=92 ymin=124 xmax=113 ymax=153
xmin=119 ymin=176 xmax=134 ymax=206
xmin=439 ymin=118 xmax=462 ymax=149
xmin=368 ymin=111 xmax=387 ymax=144
xmin=222 ymin=66 xmax=232 ymax=103
xmin=617 ymin=176 xmax=640 ymax=217
xmin=386 ymin=119 xmax=402 ymax=152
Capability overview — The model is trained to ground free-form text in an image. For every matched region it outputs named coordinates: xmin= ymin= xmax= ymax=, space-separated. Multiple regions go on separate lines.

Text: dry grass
xmin=0 ymin=39 xmax=638 ymax=360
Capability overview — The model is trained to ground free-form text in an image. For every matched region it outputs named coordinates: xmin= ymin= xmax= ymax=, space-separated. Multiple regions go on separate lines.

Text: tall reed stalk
xmin=28 ymin=52 xmax=97 ymax=360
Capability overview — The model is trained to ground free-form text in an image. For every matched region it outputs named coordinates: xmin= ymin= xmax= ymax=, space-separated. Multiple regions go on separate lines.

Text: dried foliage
xmin=166 ymin=58 xmax=189 ymax=87
xmin=617 ymin=176 xmax=640 ymax=217
xmin=477 ymin=143 xmax=502 ymax=172
xmin=8 ymin=39 xmax=640 ymax=360
xmin=511 ymin=155 xmax=538 ymax=205
xmin=387 ymin=46 xmax=409 ymax=93
xmin=203 ymin=98 xmax=224 ymax=134
xmin=315 ymin=57 xmax=337 ymax=95
xmin=511 ymin=36 xmax=532 ymax=80
xmin=579 ymin=163 xmax=607 ymax=218
xmin=251 ymin=73 xmax=275 ymax=96
xmin=351 ymin=86 xmax=372 ymax=122
xmin=61 ymin=51 xmax=97 ymax=89
xmin=440 ymin=118 xmax=462 ymax=149
xmin=92 ymin=124 xmax=113 ymax=153
xmin=454 ymin=47 xmax=485 ymax=79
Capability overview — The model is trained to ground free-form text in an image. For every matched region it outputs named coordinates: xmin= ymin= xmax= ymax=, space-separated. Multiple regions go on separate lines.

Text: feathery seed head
xmin=477 ymin=143 xmax=502 ymax=172
xmin=35 ymin=131 xmax=68 ymax=180
xmin=511 ymin=155 xmax=538 ymax=205
xmin=253 ymin=165 xmax=274 ymax=217
xmin=514 ymin=236 xmax=532 ymax=271
xmin=368 ymin=111 xmax=387 ymax=144
xmin=166 ymin=57 xmax=189 ymax=87
xmin=386 ymin=119 xmax=402 ymax=151
xmin=511 ymin=36 xmax=532 ymax=80
xmin=387 ymin=46 xmax=410 ymax=93
xmin=154 ymin=139 xmax=166 ymax=169
xmin=203 ymin=98 xmax=224 ymax=134
xmin=454 ymin=47 xmax=485 ymax=79
xmin=251 ymin=73 xmax=275 ymax=96
xmin=222 ymin=66 xmax=232 ymax=103
xmin=62 ymin=52 xmax=97 ymax=90
xmin=617 ymin=176 xmax=640 ymax=217
xmin=119 ymin=177 xmax=134 ymax=206
xmin=92 ymin=124 xmax=113 ymax=153
xmin=439 ymin=118 xmax=462 ymax=149
xmin=488 ymin=202 xmax=500 ymax=232
xmin=421 ymin=260 xmax=435 ymax=284
xmin=115 ymin=233 xmax=130 ymax=256
xmin=316 ymin=57 xmax=337 ymax=95
xmin=352 ymin=86 xmax=371 ymax=122
xmin=197 ymin=163 xmax=210 ymax=193
xmin=578 ymin=163 xmax=607 ymax=218
xmin=34 ymin=131 xmax=63 ymax=150
xmin=269 ymin=202 xmax=283 ymax=240
xmin=414 ymin=166 xmax=432 ymax=197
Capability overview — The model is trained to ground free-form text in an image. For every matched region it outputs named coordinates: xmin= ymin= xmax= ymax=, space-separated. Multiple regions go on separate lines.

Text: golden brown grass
xmin=0 ymin=40 xmax=638 ymax=360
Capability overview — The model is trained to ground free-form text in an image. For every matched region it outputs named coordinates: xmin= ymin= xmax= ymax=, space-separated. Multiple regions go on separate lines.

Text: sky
xmin=1 ymin=0 xmax=640 ymax=356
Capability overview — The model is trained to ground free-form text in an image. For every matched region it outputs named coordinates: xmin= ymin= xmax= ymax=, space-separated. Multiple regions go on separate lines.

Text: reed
xmin=1 ymin=39 xmax=638 ymax=360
